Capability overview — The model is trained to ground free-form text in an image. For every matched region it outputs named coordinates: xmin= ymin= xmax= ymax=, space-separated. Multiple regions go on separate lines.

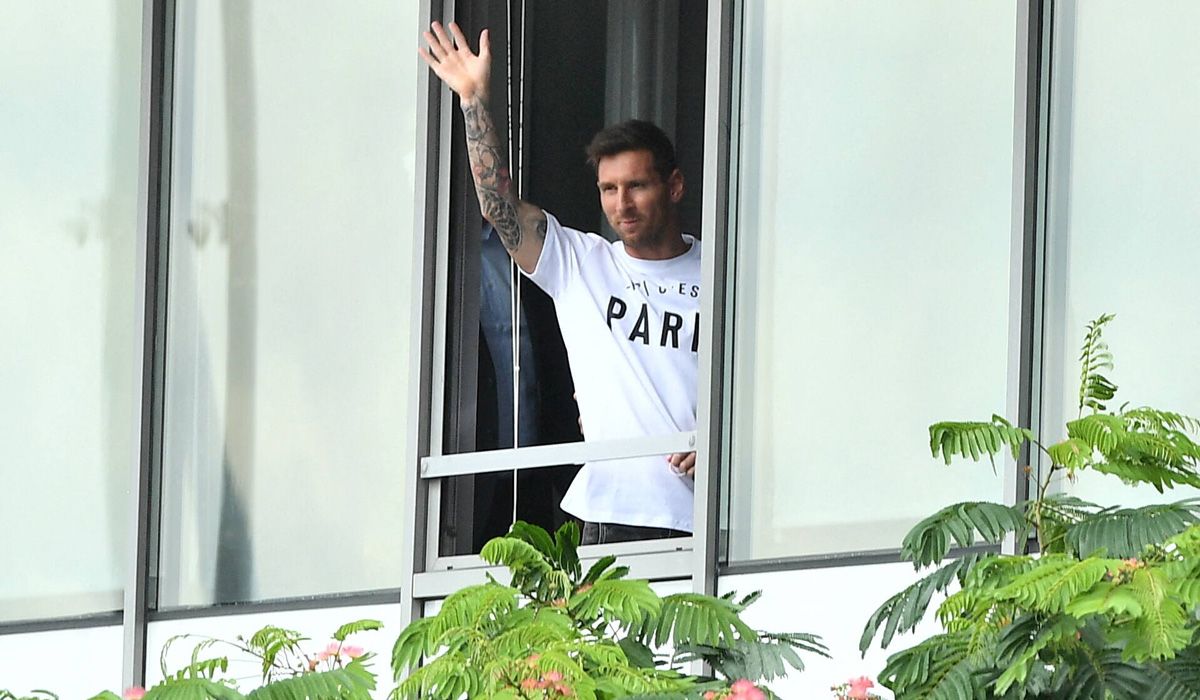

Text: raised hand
xmin=418 ymin=21 xmax=491 ymax=103
xmin=417 ymin=19 xmax=546 ymax=273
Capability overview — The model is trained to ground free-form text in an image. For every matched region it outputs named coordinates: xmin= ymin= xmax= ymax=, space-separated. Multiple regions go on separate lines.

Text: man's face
xmin=596 ymin=149 xmax=683 ymax=253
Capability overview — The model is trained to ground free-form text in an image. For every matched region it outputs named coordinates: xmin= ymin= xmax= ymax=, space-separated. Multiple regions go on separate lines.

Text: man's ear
xmin=668 ymin=168 xmax=685 ymax=203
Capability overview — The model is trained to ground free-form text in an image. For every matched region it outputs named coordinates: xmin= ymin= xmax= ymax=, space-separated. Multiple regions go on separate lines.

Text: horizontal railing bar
xmin=412 ymin=547 xmax=694 ymax=599
xmin=420 ymin=432 xmax=697 ymax=478
xmin=432 ymin=535 xmax=693 ymax=571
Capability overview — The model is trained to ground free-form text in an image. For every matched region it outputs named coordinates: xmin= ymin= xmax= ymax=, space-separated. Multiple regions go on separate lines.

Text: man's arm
xmin=419 ymin=21 xmax=545 ymax=273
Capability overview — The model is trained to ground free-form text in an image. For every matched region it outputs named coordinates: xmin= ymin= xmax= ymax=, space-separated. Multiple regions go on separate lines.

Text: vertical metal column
xmin=693 ymin=0 xmax=738 ymax=597
xmin=124 ymin=0 xmax=174 ymax=687
xmin=399 ymin=0 xmax=449 ymax=631
xmin=1004 ymin=0 xmax=1051 ymax=554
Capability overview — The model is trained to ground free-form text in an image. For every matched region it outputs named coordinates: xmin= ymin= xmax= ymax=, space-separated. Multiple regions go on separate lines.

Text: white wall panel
xmin=720 ymin=564 xmax=944 ymax=699
xmin=0 ymin=626 xmax=123 ymax=697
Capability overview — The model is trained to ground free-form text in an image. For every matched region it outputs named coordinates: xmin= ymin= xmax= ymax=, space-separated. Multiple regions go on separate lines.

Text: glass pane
xmin=726 ymin=0 xmax=1018 ymax=560
xmin=0 ymin=3 xmax=140 ymax=621
xmin=157 ymin=1 xmax=420 ymax=607
xmin=1041 ymin=1 xmax=1200 ymax=507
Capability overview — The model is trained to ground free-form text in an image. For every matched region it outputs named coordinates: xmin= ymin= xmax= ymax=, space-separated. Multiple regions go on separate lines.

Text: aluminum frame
xmin=415 ymin=0 xmax=719 ymax=587
xmin=693 ymin=0 xmax=737 ymax=597
xmin=1002 ymin=0 xmax=1051 ymax=554
xmin=1039 ymin=0 xmax=1078 ymax=494
xmin=123 ymin=0 xmax=175 ymax=686
xmin=421 ymin=0 xmax=457 ymax=579
xmin=413 ymin=548 xmax=694 ymax=601
xmin=398 ymin=0 xmax=450 ymax=632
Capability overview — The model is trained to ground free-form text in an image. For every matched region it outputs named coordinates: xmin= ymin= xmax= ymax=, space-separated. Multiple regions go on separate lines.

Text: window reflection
xmin=726 ymin=0 xmax=1017 ymax=560
xmin=1041 ymin=0 xmax=1200 ymax=508
xmin=0 ymin=3 xmax=141 ymax=622
xmin=157 ymin=1 xmax=419 ymax=607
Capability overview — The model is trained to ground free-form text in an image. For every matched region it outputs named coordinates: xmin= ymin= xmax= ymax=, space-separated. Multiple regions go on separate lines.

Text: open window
xmin=431 ymin=0 xmax=709 ymax=558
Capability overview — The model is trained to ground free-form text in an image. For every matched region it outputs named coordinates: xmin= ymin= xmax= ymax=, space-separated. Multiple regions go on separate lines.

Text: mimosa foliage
xmin=85 ymin=619 xmax=383 ymax=700
xmin=391 ymin=521 xmax=827 ymax=699
xmin=862 ymin=315 xmax=1200 ymax=698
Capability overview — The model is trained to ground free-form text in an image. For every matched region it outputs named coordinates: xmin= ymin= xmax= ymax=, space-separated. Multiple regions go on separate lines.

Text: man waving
xmin=420 ymin=22 xmax=701 ymax=545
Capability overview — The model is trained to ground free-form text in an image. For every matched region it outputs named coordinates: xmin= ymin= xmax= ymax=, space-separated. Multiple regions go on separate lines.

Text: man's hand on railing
xmin=668 ymin=451 xmax=696 ymax=478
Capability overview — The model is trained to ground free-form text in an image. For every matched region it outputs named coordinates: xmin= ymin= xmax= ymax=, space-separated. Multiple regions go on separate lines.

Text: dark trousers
xmin=580 ymin=521 xmax=690 ymax=545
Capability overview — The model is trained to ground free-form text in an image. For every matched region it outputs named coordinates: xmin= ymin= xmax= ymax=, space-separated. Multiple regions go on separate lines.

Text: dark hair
xmin=585 ymin=120 xmax=678 ymax=182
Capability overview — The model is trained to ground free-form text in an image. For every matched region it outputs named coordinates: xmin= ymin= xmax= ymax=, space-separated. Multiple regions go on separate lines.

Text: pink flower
xmin=544 ymin=670 xmax=564 ymax=683
xmin=123 ymin=688 xmax=146 ymax=700
xmin=316 ymin=641 xmax=341 ymax=661
xmin=340 ymin=644 xmax=365 ymax=659
xmin=730 ymin=679 xmax=765 ymax=700
xmin=848 ymin=676 xmax=875 ymax=699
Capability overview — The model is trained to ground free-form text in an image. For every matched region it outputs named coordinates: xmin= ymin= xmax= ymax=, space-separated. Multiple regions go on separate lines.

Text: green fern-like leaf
xmin=507 ymin=520 xmax=558 ymax=557
xmin=1145 ymin=651 xmax=1200 ymax=699
xmin=553 ymin=521 xmax=583 ymax=580
xmin=1118 ymin=568 xmax=1193 ymax=661
xmin=1039 ymin=640 xmax=1147 ymax=700
xmin=332 ymin=619 xmax=383 ymax=643
xmin=481 ymin=537 xmax=572 ymax=600
xmin=1064 ymin=580 xmax=1145 ymax=619
xmin=1032 ymin=495 xmax=1102 ymax=554
xmin=570 ymin=578 xmax=661 ymax=630
xmin=246 ymin=663 xmax=375 ymax=700
xmin=390 ymin=583 xmax=520 ymax=679
xmin=1091 ymin=457 xmax=1200 ymax=493
xmin=1047 ymin=437 xmax=1092 ymax=471
xmin=142 ymin=679 xmax=244 ymax=700
xmin=1066 ymin=413 xmax=1124 ymax=454
xmin=1065 ymin=499 xmax=1200 ymax=558
xmin=170 ymin=658 xmax=229 ymax=683
xmin=695 ymin=631 xmax=827 ymax=682
xmin=860 ymin=551 xmax=995 ymax=653
xmin=391 ymin=651 xmax=485 ymax=700
xmin=929 ymin=416 xmax=1033 ymax=467
xmin=1077 ymin=313 xmax=1117 ymax=415
xmin=878 ymin=631 xmax=986 ymax=700
xmin=994 ymin=554 xmax=1122 ymax=614
xmin=992 ymin=613 xmax=1085 ymax=695
xmin=588 ymin=664 xmax=694 ymax=697
xmin=435 ymin=582 xmax=520 ymax=637
xmin=481 ymin=535 xmax=554 ymax=572
xmin=245 ymin=626 xmax=305 ymax=679
xmin=582 ymin=555 xmax=620 ymax=585
xmin=1068 ymin=409 xmax=1200 ymax=492
xmin=391 ymin=616 xmax=434 ymax=678
xmin=488 ymin=609 xmax=576 ymax=659
xmin=642 ymin=593 xmax=756 ymax=649
xmin=901 ymin=501 xmax=1028 ymax=567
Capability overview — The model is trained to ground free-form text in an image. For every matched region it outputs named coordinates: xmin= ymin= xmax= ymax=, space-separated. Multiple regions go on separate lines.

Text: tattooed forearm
xmin=461 ymin=98 xmax=524 ymax=251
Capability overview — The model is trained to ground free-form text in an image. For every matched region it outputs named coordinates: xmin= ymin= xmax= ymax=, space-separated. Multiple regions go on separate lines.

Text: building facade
xmin=2 ymin=1 xmax=1198 ymax=697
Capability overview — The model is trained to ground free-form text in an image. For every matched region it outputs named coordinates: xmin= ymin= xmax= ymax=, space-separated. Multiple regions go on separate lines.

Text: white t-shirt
xmin=525 ymin=212 xmax=700 ymax=532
